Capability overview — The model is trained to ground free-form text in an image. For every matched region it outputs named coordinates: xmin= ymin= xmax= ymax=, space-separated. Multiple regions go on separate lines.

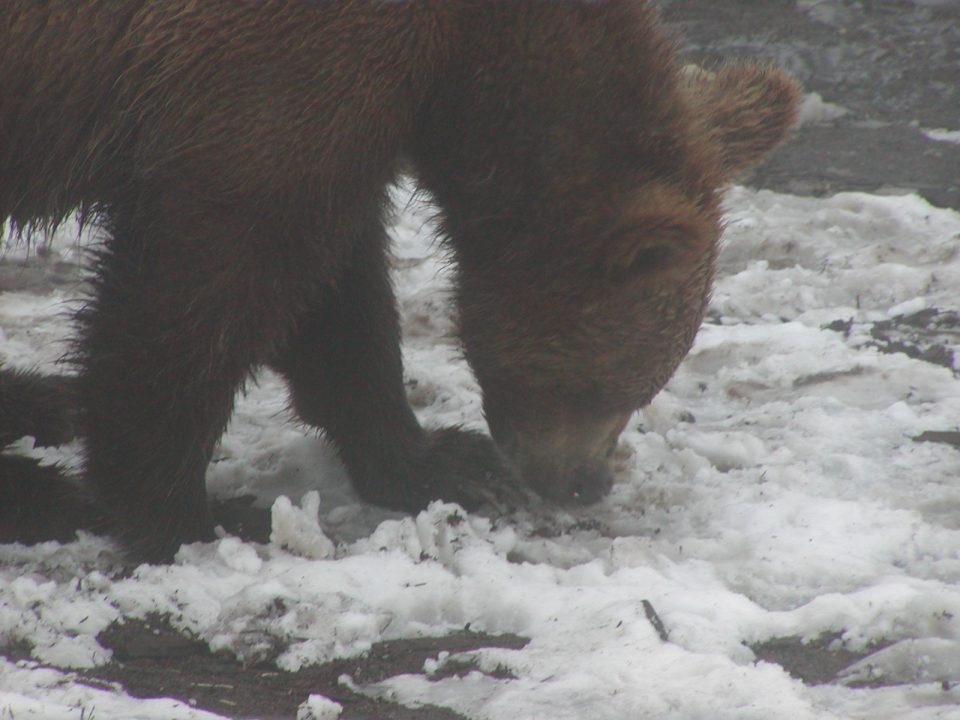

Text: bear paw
xmin=352 ymin=427 xmax=532 ymax=514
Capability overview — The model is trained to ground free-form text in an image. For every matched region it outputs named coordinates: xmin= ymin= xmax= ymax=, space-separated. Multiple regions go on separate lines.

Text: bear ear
xmin=682 ymin=62 xmax=802 ymax=180
xmin=598 ymin=186 xmax=718 ymax=280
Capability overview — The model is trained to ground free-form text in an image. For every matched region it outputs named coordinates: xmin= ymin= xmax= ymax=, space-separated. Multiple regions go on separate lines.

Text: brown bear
xmin=0 ymin=368 xmax=95 ymax=543
xmin=0 ymin=1 xmax=800 ymax=562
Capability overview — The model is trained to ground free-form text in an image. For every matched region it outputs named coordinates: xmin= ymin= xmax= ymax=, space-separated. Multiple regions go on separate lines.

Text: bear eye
xmin=598 ymin=225 xmax=679 ymax=280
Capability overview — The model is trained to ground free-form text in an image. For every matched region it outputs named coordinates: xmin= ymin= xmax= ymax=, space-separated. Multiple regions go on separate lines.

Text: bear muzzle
xmin=490 ymin=409 xmax=630 ymax=505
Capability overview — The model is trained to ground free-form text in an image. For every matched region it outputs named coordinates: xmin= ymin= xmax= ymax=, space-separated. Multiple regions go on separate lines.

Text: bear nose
xmin=523 ymin=457 xmax=615 ymax=505
xmin=490 ymin=410 xmax=629 ymax=505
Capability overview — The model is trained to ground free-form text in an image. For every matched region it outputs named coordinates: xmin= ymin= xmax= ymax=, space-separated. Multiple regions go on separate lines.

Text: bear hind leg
xmin=78 ymin=204 xmax=307 ymax=562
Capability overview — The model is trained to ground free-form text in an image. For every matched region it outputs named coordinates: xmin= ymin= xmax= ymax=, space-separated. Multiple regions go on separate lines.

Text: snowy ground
xmin=2 ymin=177 xmax=960 ymax=719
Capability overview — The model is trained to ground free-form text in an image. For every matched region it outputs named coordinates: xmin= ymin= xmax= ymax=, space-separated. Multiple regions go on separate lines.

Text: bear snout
xmin=491 ymin=410 xmax=629 ymax=505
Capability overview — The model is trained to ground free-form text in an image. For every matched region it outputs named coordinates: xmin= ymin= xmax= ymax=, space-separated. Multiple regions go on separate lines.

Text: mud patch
xmin=751 ymin=633 xmax=890 ymax=686
xmin=825 ymin=308 xmax=960 ymax=373
xmin=0 ymin=615 xmax=530 ymax=720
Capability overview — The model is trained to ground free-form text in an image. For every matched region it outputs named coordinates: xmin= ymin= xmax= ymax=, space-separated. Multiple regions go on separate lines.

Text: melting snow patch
xmin=297 ymin=693 xmax=343 ymax=720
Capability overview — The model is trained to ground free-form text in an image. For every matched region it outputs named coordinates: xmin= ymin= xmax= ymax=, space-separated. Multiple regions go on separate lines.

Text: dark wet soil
xmin=4 ymin=617 xmax=528 ymax=720
xmin=0 ymin=620 xmax=905 ymax=719
xmin=826 ymin=308 xmax=960 ymax=373
xmin=751 ymin=633 xmax=891 ymax=686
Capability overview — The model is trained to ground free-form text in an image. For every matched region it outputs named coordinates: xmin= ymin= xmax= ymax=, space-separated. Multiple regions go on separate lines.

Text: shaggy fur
xmin=0 ymin=368 xmax=99 ymax=543
xmin=0 ymin=1 xmax=800 ymax=561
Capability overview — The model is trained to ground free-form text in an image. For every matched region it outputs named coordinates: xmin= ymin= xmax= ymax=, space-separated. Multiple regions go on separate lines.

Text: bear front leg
xmin=78 ymin=204 xmax=301 ymax=562
xmin=272 ymin=224 xmax=520 ymax=513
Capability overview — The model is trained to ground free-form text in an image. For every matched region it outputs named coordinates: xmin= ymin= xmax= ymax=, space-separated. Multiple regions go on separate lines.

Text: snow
xmin=3 ymin=183 xmax=960 ymax=719
xmin=297 ymin=694 xmax=342 ymax=720
xmin=923 ymin=129 xmax=960 ymax=146
xmin=271 ymin=491 xmax=336 ymax=560
xmin=795 ymin=92 xmax=849 ymax=127
xmin=0 ymin=661 xmax=223 ymax=720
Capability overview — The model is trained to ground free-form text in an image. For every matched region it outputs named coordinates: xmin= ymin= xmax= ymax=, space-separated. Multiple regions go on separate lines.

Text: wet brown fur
xmin=0 ymin=1 xmax=800 ymax=561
